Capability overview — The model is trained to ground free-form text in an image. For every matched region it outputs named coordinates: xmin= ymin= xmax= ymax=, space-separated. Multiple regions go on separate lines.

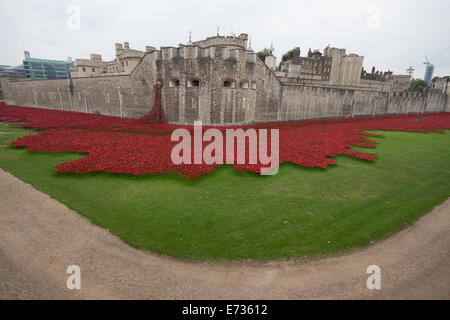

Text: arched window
xmin=188 ymin=79 xmax=200 ymax=87
xmin=251 ymin=81 xmax=257 ymax=90
xmin=169 ymin=79 xmax=180 ymax=87
xmin=240 ymin=81 xmax=249 ymax=89
xmin=223 ymin=79 xmax=236 ymax=88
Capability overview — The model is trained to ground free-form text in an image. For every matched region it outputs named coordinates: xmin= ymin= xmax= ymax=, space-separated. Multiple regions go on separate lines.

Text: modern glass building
xmin=424 ymin=63 xmax=434 ymax=86
xmin=0 ymin=64 xmax=27 ymax=79
xmin=23 ymin=51 xmax=70 ymax=80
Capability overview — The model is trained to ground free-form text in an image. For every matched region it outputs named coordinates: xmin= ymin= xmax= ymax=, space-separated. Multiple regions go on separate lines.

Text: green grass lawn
xmin=0 ymin=121 xmax=449 ymax=261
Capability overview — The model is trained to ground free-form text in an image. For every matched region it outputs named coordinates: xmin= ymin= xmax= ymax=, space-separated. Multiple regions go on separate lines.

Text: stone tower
xmin=264 ymin=43 xmax=277 ymax=71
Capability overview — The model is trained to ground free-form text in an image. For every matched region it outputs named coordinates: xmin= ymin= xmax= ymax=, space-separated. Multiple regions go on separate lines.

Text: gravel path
xmin=0 ymin=168 xmax=449 ymax=299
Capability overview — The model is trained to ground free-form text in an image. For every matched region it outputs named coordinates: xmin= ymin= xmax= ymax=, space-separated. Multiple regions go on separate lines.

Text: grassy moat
xmin=0 ymin=121 xmax=449 ymax=261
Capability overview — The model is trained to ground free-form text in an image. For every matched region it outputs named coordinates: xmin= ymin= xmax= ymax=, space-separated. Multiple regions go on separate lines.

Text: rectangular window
xmin=188 ymin=79 xmax=200 ymax=87
xmin=169 ymin=79 xmax=180 ymax=87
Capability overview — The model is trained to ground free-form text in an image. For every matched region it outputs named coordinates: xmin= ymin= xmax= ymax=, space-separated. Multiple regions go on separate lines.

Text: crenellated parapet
xmin=157 ymin=45 xmax=257 ymax=63
xmin=192 ymin=33 xmax=248 ymax=50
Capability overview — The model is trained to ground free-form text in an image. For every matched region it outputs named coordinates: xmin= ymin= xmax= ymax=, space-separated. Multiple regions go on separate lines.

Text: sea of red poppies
xmin=1 ymin=102 xmax=449 ymax=179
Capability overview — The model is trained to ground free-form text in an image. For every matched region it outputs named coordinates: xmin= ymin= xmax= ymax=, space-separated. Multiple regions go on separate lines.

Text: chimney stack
xmin=292 ymin=47 xmax=301 ymax=64
xmin=115 ymin=43 xmax=123 ymax=56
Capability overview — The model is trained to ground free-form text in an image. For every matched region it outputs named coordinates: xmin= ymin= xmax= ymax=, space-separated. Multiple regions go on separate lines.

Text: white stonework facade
xmin=70 ymin=42 xmax=154 ymax=78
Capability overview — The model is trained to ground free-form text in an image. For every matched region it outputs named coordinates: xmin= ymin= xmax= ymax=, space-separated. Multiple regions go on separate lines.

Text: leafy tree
xmin=277 ymin=49 xmax=295 ymax=70
xmin=281 ymin=49 xmax=295 ymax=63
xmin=256 ymin=49 xmax=271 ymax=62
xmin=410 ymin=79 xmax=428 ymax=92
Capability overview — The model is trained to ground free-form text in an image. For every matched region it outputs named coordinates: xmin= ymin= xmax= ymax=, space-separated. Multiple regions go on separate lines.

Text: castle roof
xmin=121 ymin=49 xmax=145 ymax=59
xmin=75 ymin=59 xmax=106 ymax=67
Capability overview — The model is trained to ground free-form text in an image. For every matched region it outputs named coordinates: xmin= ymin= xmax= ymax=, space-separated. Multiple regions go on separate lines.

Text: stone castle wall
xmin=1 ymin=47 xmax=448 ymax=125
xmin=156 ymin=46 xmax=282 ymax=125
xmin=0 ymin=75 xmax=152 ymax=118
xmin=281 ymin=84 xmax=448 ymax=122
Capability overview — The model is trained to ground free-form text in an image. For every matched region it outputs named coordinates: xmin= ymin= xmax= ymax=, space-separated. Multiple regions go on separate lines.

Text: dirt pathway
xmin=0 ymin=168 xmax=449 ymax=299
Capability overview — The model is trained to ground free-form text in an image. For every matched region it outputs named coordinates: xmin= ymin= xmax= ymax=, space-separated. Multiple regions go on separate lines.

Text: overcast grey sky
xmin=1 ymin=0 xmax=449 ymax=78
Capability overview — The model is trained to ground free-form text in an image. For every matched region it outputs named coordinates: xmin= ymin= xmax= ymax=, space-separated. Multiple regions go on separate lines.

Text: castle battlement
xmin=2 ymin=32 xmax=445 ymax=127
xmin=192 ymin=33 xmax=248 ymax=50
xmin=157 ymin=45 xmax=257 ymax=63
